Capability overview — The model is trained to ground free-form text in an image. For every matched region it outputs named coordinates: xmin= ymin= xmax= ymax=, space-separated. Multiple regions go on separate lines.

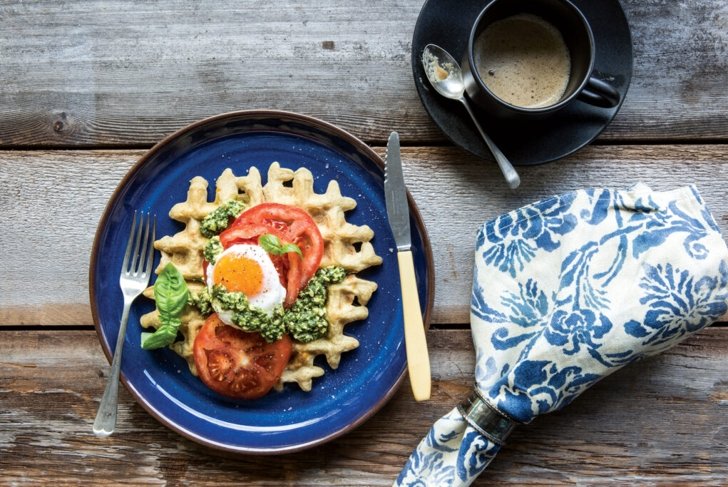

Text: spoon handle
xmin=460 ymin=98 xmax=521 ymax=189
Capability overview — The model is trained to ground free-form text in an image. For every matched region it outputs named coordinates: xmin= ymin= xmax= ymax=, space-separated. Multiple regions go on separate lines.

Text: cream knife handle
xmin=397 ymin=250 xmax=431 ymax=401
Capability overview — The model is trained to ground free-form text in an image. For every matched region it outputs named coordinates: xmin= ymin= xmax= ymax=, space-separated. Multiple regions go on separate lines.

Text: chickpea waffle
xmin=140 ymin=162 xmax=382 ymax=392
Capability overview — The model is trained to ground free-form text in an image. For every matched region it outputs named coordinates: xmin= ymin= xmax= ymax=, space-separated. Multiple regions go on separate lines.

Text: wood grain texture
xmin=1 ymin=0 xmax=728 ymax=147
xmin=0 ymin=328 xmax=727 ymax=485
xmin=2 ymin=1 xmax=727 ymax=484
xmin=1 ymin=145 xmax=727 ymax=326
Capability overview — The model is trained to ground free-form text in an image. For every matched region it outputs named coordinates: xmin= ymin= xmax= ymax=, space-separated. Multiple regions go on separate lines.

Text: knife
xmin=384 ymin=131 xmax=431 ymax=402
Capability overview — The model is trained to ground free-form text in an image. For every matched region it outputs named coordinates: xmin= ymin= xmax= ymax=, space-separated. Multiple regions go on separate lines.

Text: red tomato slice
xmin=219 ymin=203 xmax=324 ymax=301
xmin=284 ymin=252 xmax=303 ymax=307
xmin=193 ymin=315 xmax=293 ymax=400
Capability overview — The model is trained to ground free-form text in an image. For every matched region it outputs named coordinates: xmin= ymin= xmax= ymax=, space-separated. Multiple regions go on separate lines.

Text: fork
xmin=93 ymin=211 xmax=156 ymax=437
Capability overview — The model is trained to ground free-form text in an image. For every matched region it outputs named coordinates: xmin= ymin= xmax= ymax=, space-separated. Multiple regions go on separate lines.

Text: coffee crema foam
xmin=475 ymin=14 xmax=571 ymax=108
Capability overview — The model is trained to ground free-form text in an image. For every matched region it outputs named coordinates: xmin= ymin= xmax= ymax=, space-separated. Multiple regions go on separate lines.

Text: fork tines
xmin=123 ymin=211 xmax=156 ymax=278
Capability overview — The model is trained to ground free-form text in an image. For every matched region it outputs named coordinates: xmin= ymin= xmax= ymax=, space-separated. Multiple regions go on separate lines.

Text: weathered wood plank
xmin=1 ymin=145 xmax=727 ymax=326
xmin=0 ymin=328 xmax=727 ymax=485
xmin=0 ymin=0 xmax=727 ymax=146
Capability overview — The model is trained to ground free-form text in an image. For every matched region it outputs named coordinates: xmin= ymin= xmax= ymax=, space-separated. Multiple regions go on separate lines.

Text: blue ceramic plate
xmin=90 ymin=110 xmax=434 ymax=454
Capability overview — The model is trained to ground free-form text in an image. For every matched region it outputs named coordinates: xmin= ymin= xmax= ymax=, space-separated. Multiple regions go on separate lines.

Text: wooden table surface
xmin=2 ymin=1 xmax=728 ymax=485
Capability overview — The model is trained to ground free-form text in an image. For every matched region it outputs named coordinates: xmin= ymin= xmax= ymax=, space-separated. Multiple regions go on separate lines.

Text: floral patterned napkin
xmin=396 ymin=184 xmax=728 ymax=487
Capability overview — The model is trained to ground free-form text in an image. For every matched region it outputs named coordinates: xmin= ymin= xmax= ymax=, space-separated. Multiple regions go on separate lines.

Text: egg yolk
xmin=213 ymin=254 xmax=264 ymax=296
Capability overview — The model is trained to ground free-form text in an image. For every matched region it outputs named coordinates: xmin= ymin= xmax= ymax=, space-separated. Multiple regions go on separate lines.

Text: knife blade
xmin=385 ymin=132 xmax=411 ymax=251
xmin=384 ymin=131 xmax=431 ymax=402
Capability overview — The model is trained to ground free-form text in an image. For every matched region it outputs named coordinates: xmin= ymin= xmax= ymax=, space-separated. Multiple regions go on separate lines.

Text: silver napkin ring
xmin=457 ymin=389 xmax=518 ymax=446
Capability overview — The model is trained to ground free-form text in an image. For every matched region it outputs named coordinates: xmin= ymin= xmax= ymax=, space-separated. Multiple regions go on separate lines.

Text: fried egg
xmin=206 ymin=244 xmax=286 ymax=322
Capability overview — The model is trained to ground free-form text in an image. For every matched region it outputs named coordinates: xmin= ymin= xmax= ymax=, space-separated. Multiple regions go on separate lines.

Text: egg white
xmin=206 ymin=243 xmax=286 ymax=322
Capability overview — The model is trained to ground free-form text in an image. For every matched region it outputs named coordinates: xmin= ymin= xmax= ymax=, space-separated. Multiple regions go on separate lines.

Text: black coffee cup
xmin=462 ymin=0 xmax=621 ymax=120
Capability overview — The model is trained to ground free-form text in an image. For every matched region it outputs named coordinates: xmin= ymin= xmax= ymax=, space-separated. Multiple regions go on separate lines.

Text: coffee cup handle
xmin=578 ymin=77 xmax=621 ymax=108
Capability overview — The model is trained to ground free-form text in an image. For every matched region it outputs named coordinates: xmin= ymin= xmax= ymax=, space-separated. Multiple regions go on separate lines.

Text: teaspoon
xmin=422 ymin=43 xmax=520 ymax=189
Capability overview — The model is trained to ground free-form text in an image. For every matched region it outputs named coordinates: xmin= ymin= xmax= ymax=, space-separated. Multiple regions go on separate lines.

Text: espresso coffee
xmin=474 ymin=14 xmax=571 ymax=108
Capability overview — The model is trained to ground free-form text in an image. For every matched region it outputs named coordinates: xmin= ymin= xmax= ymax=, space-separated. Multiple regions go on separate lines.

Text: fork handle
xmin=93 ymin=297 xmax=132 ymax=437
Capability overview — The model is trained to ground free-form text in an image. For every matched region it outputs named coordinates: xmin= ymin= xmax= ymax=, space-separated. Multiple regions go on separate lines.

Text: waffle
xmin=140 ymin=162 xmax=383 ymax=391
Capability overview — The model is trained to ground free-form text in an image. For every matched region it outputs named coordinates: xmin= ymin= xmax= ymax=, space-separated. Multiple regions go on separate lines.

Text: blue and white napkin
xmin=396 ymin=184 xmax=728 ymax=487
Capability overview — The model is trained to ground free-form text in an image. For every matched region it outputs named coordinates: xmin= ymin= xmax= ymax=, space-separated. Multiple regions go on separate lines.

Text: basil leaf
xmin=258 ymin=233 xmax=302 ymax=257
xmin=280 ymin=242 xmax=303 ymax=257
xmin=154 ymin=263 xmax=189 ymax=316
xmin=142 ymin=263 xmax=189 ymax=350
xmin=141 ymin=319 xmax=180 ymax=350
xmin=258 ymin=233 xmax=282 ymax=253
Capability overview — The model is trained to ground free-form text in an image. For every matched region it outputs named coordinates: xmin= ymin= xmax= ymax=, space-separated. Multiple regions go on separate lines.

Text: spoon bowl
xmin=421 ymin=45 xmax=466 ymax=101
xmin=422 ymin=44 xmax=521 ymax=189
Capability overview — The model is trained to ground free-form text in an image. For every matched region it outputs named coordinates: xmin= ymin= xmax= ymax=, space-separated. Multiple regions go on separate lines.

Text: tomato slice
xmin=193 ymin=315 xmax=293 ymax=400
xmin=219 ymin=203 xmax=324 ymax=302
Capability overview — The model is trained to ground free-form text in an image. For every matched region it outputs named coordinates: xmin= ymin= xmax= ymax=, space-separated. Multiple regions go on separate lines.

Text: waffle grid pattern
xmin=140 ymin=162 xmax=382 ymax=391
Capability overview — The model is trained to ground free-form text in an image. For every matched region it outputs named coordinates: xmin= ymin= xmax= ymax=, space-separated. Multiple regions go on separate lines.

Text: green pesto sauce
xmin=200 ymin=200 xmax=246 ymax=238
xmin=189 ymin=266 xmax=347 ymax=343
xmin=211 ymin=284 xmax=287 ymax=343
xmin=188 ymin=288 xmax=213 ymax=316
xmin=203 ymin=236 xmax=223 ymax=265
xmin=284 ymin=266 xmax=346 ymax=342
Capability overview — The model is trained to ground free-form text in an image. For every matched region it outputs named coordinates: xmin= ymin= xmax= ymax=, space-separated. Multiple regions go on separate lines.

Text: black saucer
xmin=411 ymin=0 xmax=633 ymax=165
